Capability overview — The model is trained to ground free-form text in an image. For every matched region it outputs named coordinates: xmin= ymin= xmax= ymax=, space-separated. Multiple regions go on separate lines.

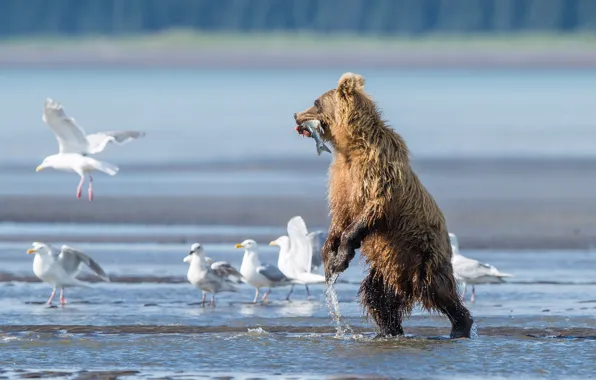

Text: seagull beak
xmin=27 ymin=248 xmax=36 ymax=254
xmin=234 ymin=243 xmax=243 ymax=249
xmin=35 ymin=165 xmax=44 ymax=172
xmin=269 ymin=241 xmax=277 ymax=246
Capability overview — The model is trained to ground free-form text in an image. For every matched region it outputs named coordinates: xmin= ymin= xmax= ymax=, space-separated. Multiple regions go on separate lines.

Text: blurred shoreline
xmin=2 ymin=48 xmax=595 ymax=69
xmin=2 ymin=157 xmax=596 ymax=250
xmin=1 ymin=33 xmax=596 ymax=69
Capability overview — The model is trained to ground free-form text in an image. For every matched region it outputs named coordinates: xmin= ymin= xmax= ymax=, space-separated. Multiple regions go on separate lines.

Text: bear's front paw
xmin=333 ymin=243 xmax=355 ymax=273
xmin=324 ymin=254 xmax=346 ymax=282
xmin=325 ymin=260 xmax=345 ymax=283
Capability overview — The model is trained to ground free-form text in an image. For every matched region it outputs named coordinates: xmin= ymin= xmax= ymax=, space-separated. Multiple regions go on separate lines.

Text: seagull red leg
xmin=261 ymin=288 xmax=271 ymax=302
xmin=76 ymin=176 xmax=85 ymax=199
xmin=59 ymin=287 xmax=67 ymax=305
xmin=46 ymin=287 xmax=56 ymax=305
xmin=88 ymin=175 xmax=94 ymax=201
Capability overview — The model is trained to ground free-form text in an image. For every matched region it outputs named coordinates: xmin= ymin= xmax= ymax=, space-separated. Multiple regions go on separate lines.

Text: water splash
xmin=324 ymin=273 xmax=354 ymax=338
xmin=246 ymin=327 xmax=269 ymax=335
xmin=469 ymin=321 xmax=479 ymax=340
xmin=324 ymin=274 xmax=341 ymax=333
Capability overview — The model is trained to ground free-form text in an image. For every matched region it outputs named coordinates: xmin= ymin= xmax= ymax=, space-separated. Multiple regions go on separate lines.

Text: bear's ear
xmin=337 ymin=72 xmax=365 ymax=96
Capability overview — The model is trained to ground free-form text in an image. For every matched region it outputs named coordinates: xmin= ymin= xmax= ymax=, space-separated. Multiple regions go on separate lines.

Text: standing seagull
xmin=183 ymin=243 xmax=242 ymax=307
xmin=270 ymin=216 xmax=326 ymax=301
xmin=235 ymin=239 xmax=294 ymax=303
xmin=35 ymin=98 xmax=145 ymax=201
xmin=27 ymin=242 xmax=110 ymax=305
xmin=449 ymin=233 xmax=513 ymax=303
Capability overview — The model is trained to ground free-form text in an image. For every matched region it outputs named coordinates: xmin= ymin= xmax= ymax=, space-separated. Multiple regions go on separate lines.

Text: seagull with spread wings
xmin=35 ymin=98 xmax=145 ymax=201
xmin=270 ymin=216 xmax=326 ymax=300
xmin=27 ymin=242 xmax=110 ymax=305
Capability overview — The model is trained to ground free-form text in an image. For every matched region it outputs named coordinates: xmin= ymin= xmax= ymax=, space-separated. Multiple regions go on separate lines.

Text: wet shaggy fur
xmin=294 ymin=72 xmax=473 ymax=338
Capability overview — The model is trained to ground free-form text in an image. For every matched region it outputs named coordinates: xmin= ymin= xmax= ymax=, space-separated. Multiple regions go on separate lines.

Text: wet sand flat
xmin=2 ymin=324 xmax=596 ymax=339
xmin=1 ymin=158 xmax=596 ymax=250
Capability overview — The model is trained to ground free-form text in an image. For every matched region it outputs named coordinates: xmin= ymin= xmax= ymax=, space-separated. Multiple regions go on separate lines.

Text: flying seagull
xmin=35 ymin=98 xmax=145 ymax=201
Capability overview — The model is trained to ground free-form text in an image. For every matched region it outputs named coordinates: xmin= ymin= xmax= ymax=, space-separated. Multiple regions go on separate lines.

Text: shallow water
xmin=1 ymin=241 xmax=595 ymax=378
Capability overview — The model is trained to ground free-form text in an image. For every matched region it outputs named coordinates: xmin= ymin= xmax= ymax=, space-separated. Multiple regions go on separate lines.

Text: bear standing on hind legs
xmin=293 ymin=72 xmax=473 ymax=339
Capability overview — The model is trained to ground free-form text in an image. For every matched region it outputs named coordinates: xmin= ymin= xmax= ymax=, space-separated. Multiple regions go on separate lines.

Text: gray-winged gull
xmin=235 ymin=239 xmax=294 ymax=303
xmin=184 ymin=242 xmax=243 ymax=307
xmin=27 ymin=242 xmax=110 ymax=305
xmin=449 ymin=233 xmax=513 ymax=303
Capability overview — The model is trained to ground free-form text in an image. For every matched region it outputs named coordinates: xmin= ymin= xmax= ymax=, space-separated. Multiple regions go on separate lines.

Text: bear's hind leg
xmin=429 ymin=275 xmax=474 ymax=339
xmin=359 ymin=268 xmax=406 ymax=337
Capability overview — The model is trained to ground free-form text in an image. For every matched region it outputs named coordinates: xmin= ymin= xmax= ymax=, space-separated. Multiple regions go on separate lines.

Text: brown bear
xmin=293 ymin=72 xmax=473 ymax=339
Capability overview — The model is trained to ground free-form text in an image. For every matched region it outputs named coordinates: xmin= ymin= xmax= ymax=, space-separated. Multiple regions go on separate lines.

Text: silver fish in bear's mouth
xmin=299 ymin=120 xmax=331 ymax=156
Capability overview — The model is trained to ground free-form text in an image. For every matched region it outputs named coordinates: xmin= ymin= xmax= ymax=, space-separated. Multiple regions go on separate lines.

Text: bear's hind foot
xmin=449 ymin=315 xmax=474 ymax=339
xmin=374 ymin=324 xmax=404 ymax=339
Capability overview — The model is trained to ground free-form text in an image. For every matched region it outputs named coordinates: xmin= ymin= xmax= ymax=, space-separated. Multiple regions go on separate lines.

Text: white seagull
xmin=183 ymin=243 xmax=243 ymax=307
xmin=35 ymin=98 xmax=145 ymax=201
xmin=235 ymin=239 xmax=294 ymax=303
xmin=27 ymin=242 xmax=110 ymax=305
xmin=449 ymin=232 xmax=513 ymax=303
xmin=270 ymin=216 xmax=326 ymax=300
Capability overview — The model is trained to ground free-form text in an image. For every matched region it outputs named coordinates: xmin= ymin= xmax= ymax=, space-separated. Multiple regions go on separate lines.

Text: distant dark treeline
xmin=1 ymin=0 xmax=595 ymax=37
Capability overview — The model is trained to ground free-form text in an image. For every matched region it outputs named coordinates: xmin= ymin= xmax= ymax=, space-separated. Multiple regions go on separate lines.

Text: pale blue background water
xmin=1 ymin=69 xmax=595 ymax=167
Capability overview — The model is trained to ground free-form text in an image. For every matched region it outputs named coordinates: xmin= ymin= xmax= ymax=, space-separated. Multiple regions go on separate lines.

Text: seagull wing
xmin=59 ymin=245 xmax=110 ymax=281
xmin=42 ymin=98 xmax=89 ymax=154
xmin=211 ymin=261 xmax=244 ymax=282
xmin=449 ymin=232 xmax=460 ymax=255
xmin=306 ymin=230 xmax=327 ymax=271
xmin=286 ymin=216 xmax=312 ymax=273
xmin=256 ymin=264 xmax=287 ymax=283
xmin=85 ymin=131 xmax=146 ymax=154
xmin=203 ymin=269 xmax=237 ymax=292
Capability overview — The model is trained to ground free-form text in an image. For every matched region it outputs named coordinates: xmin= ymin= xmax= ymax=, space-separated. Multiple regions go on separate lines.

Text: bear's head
xmin=294 ymin=72 xmax=368 ymax=147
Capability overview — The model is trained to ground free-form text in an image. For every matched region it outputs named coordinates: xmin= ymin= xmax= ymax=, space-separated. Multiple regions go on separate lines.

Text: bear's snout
xmin=294 ymin=112 xmax=308 ymax=135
